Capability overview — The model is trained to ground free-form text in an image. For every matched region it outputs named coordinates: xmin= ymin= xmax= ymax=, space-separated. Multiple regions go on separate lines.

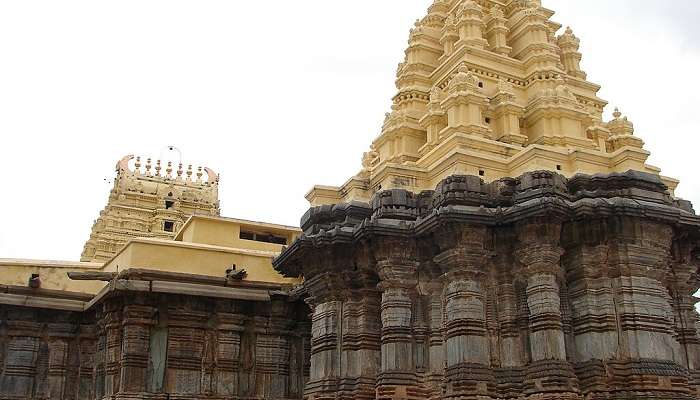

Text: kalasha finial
xmin=187 ymin=164 xmax=193 ymax=181
xmin=166 ymin=161 xmax=173 ymax=178
xmin=613 ymin=107 xmax=622 ymax=119
xmin=134 ymin=156 xmax=141 ymax=173
xmin=196 ymin=166 xmax=203 ymax=182
xmin=177 ymin=163 xmax=183 ymax=179
xmin=155 ymin=160 xmax=162 ymax=176
xmin=145 ymin=158 xmax=152 ymax=175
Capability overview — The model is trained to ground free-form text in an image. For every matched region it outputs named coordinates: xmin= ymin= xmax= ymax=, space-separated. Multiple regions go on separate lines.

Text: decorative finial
xmin=177 ymin=163 xmax=183 ymax=179
xmin=186 ymin=164 xmax=193 ymax=181
xmin=613 ymin=107 xmax=622 ymax=119
xmin=155 ymin=160 xmax=161 ymax=176
xmin=135 ymin=156 xmax=141 ymax=173
xmin=196 ymin=166 xmax=203 ymax=182
xmin=166 ymin=161 xmax=173 ymax=178
xmin=565 ymin=26 xmax=573 ymax=35
xmin=145 ymin=158 xmax=152 ymax=175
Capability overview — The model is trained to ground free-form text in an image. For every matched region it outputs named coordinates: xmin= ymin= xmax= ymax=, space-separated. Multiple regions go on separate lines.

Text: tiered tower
xmin=307 ymin=0 xmax=677 ymax=206
xmin=80 ymin=155 xmax=220 ymax=262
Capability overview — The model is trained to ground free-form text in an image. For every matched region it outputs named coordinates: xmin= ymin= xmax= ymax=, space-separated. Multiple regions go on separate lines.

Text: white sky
xmin=0 ymin=0 xmax=698 ymax=261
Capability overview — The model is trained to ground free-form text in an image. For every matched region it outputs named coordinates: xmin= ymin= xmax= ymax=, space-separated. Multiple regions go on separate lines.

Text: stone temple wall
xmin=274 ymin=170 xmax=700 ymax=400
xmin=0 ymin=285 xmax=310 ymax=400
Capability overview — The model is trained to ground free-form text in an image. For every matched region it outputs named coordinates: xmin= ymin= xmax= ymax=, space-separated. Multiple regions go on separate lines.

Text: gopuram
xmin=2 ymin=1 xmax=700 ymax=400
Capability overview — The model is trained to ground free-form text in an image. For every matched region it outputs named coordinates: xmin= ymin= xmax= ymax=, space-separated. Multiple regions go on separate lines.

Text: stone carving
xmin=0 ymin=275 xmax=310 ymax=400
xmin=275 ymin=170 xmax=700 ymax=400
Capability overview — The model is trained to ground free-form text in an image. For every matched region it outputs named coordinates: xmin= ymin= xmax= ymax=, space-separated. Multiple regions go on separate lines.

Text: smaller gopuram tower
xmin=80 ymin=154 xmax=220 ymax=262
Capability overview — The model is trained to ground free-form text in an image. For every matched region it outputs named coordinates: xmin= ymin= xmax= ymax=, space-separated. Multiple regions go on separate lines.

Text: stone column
xmin=289 ymin=317 xmax=312 ymax=400
xmin=165 ymin=308 xmax=208 ymax=395
xmin=339 ymin=289 xmax=381 ymax=400
xmin=77 ymin=324 xmax=97 ymax=400
xmin=214 ymin=310 xmax=245 ymax=396
xmin=0 ymin=321 xmax=41 ymax=398
xmin=604 ymin=219 xmax=689 ymax=397
xmin=119 ymin=304 xmax=156 ymax=395
xmin=375 ymin=238 xmax=423 ymax=400
xmin=424 ymin=282 xmax=444 ymax=400
xmin=493 ymin=254 xmax=524 ymax=369
xmin=608 ymin=220 xmax=679 ymax=362
xmin=435 ymin=225 xmax=494 ymax=399
xmin=515 ymin=221 xmax=578 ymax=397
xmin=255 ymin=295 xmax=293 ymax=399
xmin=669 ymin=258 xmax=700 ymax=399
xmin=103 ymin=302 xmax=123 ymax=397
xmin=46 ymin=322 xmax=75 ymax=399
xmin=303 ymin=268 xmax=346 ymax=400
xmin=561 ymin=239 xmax=619 ymax=361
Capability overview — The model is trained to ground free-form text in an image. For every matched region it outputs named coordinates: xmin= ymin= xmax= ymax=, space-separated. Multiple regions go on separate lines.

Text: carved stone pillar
xmin=435 ymin=225 xmax=494 ymax=399
xmin=562 ymin=242 xmax=619 ymax=363
xmin=255 ymin=295 xmax=293 ymax=399
xmin=608 ymin=220 xmax=679 ymax=362
xmin=669 ymin=256 xmax=700 ymax=399
xmin=214 ymin=309 xmax=245 ymax=396
xmin=77 ymin=324 xmax=96 ymax=400
xmin=46 ymin=322 xmax=75 ymax=399
xmin=423 ymin=282 xmax=444 ymax=399
xmin=95 ymin=316 xmax=107 ymax=399
xmin=303 ymin=261 xmax=347 ymax=400
xmin=290 ymin=317 xmax=312 ymax=400
xmin=493 ymin=253 xmax=525 ymax=369
xmin=0 ymin=321 xmax=41 ymax=398
xmin=375 ymin=238 xmax=423 ymax=400
xmin=338 ymin=285 xmax=381 ymax=400
xmin=515 ymin=221 xmax=579 ymax=397
xmin=165 ymin=308 xmax=208 ymax=396
xmin=119 ymin=304 xmax=156 ymax=395
xmin=103 ymin=302 xmax=123 ymax=397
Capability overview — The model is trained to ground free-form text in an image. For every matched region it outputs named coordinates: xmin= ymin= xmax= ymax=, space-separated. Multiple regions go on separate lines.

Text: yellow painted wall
xmin=103 ymin=238 xmax=299 ymax=285
xmin=0 ymin=260 xmax=106 ymax=293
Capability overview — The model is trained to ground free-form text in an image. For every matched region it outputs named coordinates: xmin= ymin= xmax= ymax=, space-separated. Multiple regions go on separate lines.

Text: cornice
xmin=274 ymin=170 xmax=698 ymax=277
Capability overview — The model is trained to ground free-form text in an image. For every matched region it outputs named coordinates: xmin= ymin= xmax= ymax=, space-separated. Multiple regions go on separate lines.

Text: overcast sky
xmin=0 ymin=1 xmax=698 ymax=261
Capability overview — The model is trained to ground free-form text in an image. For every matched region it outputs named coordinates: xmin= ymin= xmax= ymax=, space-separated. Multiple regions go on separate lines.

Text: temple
xmin=2 ymin=1 xmax=700 ymax=400
xmin=306 ymin=0 xmax=677 ymax=206
xmin=81 ymin=155 xmax=221 ymax=262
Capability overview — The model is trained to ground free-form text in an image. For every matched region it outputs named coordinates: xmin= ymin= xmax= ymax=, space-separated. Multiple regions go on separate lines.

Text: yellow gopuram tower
xmin=81 ymin=155 xmax=220 ymax=262
xmin=307 ymin=0 xmax=677 ymax=206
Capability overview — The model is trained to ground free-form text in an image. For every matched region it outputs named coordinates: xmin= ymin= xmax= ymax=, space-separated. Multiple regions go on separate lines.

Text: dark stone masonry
xmin=2 ymin=170 xmax=700 ymax=399
xmin=0 ymin=272 xmax=310 ymax=400
xmin=274 ymin=171 xmax=700 ymax=400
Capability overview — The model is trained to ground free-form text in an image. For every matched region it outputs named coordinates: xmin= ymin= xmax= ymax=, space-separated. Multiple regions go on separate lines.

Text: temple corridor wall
xmin=0 ymin=291 xmax=310 ymax=400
